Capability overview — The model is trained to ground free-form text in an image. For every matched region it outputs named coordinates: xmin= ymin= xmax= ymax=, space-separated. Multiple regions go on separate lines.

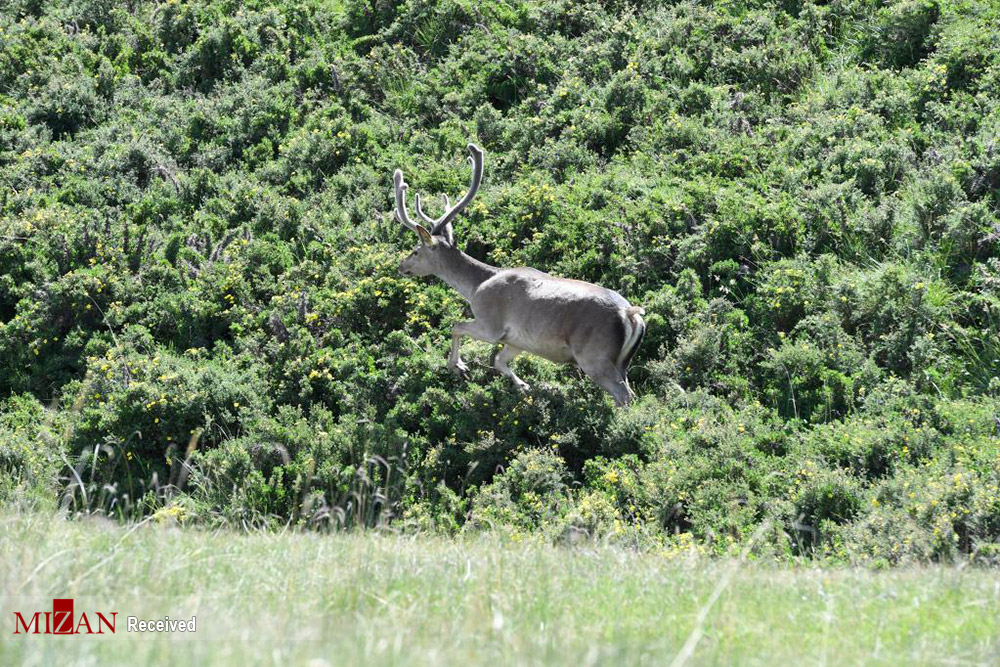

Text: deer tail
xmin=617 ymin=306 xmax=646 ymax=371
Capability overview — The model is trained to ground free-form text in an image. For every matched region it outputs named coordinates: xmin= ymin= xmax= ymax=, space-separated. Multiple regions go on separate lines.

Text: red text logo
xmin=13 ymin=599 xmax=117 ymax=635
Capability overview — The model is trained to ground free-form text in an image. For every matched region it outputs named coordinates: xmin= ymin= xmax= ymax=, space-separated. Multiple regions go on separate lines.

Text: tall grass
xmin=2 ymin=510 xmax=999 ymax=665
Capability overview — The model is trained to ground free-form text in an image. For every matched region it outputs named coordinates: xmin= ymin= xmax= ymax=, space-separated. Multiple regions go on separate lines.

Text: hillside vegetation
xmin=1 ymin=0 xmax=998 ymax=564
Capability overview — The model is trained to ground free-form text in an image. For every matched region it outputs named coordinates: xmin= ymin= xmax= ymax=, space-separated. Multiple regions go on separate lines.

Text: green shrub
xmin=191 ymin=404 xmax=414 ymax=528
xmin=0 ymin=394 xmax=60 ymax=508
xmin=861 ymin=0 xmax=940 ymax=70
xmin=789 ymin=465 xmax=863 ymax=553
xmin=761 ymin=338 xmax=866 ymax=423
xmin=2 ymin=0 xmax=999 ymax=564
xmin=469 ymin=448 xmax=571 ymax=533
xmin=27 ymin=74 xmax=102 ymax=139
xmin=62 ymin=347 xmax=266 ymax=512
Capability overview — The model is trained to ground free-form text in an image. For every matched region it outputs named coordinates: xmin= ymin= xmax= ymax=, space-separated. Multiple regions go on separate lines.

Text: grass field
xmin=2 ymin=512 xmax=998 ymax=665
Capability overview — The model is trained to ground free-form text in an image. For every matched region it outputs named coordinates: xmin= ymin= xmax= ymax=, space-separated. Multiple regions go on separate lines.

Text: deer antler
xmin=413 ymin=194 xmax=457 ymax=226
xmin=413 ymin=194 xmax=435 ymax=226
xmin=431 ymin=144 xmax=483 ymax=235
xmin=392 ymin=170 xmax=430 ymax=236
xmin=393 ymin=144 xmax=483 ymax=237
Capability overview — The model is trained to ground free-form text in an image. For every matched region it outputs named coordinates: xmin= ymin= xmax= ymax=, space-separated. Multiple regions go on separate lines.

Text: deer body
xmin=393 ymin=144 xmax=644 ymax=406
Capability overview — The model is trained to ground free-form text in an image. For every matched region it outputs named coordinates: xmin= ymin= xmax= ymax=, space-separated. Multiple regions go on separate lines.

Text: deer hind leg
xmin=579 ymin=359 xmax=632 ymax=407
xmin=449 ymin=320 xmax=503 ymax=378
xmin=492 ymin=344 xmax=530 ymax=393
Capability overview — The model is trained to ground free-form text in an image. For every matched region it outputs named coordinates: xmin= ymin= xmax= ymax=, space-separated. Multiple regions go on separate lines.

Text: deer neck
xmin=435 ymin=248 xmax=498 ymax=302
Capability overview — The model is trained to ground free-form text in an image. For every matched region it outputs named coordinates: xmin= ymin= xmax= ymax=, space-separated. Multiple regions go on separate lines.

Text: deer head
xmin=394 ymin=143 xmax=484 ymax=277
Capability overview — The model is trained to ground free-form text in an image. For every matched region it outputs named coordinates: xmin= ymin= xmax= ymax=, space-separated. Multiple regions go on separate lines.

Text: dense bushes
xmin=1 ymin=0 xmax=999 ymax=564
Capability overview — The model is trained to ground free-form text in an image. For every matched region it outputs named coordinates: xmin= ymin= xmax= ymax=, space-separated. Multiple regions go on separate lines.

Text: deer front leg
xmin=449 ymin=320 xmax=501 ymax=378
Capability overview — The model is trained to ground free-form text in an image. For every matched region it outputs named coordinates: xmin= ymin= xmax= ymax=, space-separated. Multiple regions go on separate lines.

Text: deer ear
xmin=440 ymin=221 xmax=454 ymax=245
xmin=416 ymin=226 xmax=435 ymax=246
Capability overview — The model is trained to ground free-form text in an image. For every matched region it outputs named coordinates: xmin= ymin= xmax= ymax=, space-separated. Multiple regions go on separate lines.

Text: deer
xmin=392 ymin=144 xmax=645 ymax=406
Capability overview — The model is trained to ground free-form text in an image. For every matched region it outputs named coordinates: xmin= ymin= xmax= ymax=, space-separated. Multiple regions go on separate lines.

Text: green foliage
xmin=2 ymin=0 xmax=999 ymax=563
xmin=0 ymin=394 xmax=60 ymax=508
xmin=469 ymin=447 xmax=571 ymax=533
xmin=861 ymin=0 xmax=941 ymax=70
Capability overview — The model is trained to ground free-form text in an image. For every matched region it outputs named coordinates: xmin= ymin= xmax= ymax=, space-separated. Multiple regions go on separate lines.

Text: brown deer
xmin=393 ymin=144 xmax=644 ymax=406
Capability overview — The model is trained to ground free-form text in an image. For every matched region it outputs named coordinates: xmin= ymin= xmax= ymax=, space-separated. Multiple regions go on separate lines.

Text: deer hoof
xmin=449 ymin=361 xmax=470 ymax=379
xmin=515 ymin=380 xmax=531 ymax=393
